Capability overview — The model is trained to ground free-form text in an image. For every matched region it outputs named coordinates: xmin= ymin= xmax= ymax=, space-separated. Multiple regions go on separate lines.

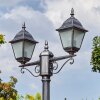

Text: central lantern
xmin=56 ymin=8 xmax=88 ymax=54
xmin=10 ymin=23 xmax=38 ymax=64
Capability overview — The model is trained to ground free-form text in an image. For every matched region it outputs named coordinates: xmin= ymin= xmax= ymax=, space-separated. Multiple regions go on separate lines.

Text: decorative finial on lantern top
xmin=70 ymin=8 xmax=74 ymax=17
xmin=22 ymin=22 xmax=26 ymax=30
xmin=65 ymin=98 xmax=67 ymax=100
xmin=44 ymin=40 xmax=48 ymax=50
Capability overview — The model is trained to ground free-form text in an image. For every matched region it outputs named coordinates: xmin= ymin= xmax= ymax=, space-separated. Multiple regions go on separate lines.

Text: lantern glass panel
xmin=73 ymin=29 xmax=85 ymax=48
xmin=12 ymin=41 xmax=23 ymax=59
xmin=24 ymin=41 xmax=35 ymax=59
xmin=59 ymin=29 xmax=72 ymax=48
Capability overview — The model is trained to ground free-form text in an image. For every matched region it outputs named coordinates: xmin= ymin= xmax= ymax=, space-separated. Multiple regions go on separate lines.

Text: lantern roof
xmin=56 ymin=8 xmax=88 ymax=32
xmin=10 ymin=23 xmax=38 ymax=43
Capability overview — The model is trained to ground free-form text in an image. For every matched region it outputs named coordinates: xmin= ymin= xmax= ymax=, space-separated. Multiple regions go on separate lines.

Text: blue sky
xmin=0 ymin=0 xmax=100 ymax=100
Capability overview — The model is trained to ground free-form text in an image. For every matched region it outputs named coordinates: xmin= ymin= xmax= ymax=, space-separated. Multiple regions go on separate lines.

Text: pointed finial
xmin=70 ymin=8 xmax=74 ymax=17
xmin=65 ymin=98 xmax=67 ymax=100
xmin=22 ymin=22 xmax=26 ymax=30
xmin=44 ymin=40 xmax=48 ymax=50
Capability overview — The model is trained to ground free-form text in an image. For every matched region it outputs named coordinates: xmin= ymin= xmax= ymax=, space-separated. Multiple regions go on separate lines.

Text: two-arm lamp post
xmin=10 ymin=8 xmax=88 ymax=100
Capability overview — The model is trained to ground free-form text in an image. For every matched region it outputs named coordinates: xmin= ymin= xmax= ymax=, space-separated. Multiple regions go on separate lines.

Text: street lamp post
xmin=10 ymin=8 xmax=88 ymax=100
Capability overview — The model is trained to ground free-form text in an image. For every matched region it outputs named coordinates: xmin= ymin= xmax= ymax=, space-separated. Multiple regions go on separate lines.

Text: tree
xmin=91 ymin=36 xmax=100 ymax=72
xmin=35 ymin=92 xmax=41 ymax=100
xmin=0 ymin=76 xmax=18 ymax=100
xmin=0 ymin=34 xmax=5 ymax=45
xmin=23 ymin=92 xmax=41 ymax=100
xmin=16 ymin=92 xmax=41 ymax=100
xmin=0 ymin=76 xmax=41 ymax=100
xmin=25 ymin=94 xmax=34 ymax=100
xmin=0 ymin=73 xmax=41 ymax=100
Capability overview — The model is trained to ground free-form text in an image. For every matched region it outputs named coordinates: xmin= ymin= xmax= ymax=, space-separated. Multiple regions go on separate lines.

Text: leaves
xmin=0 ymin=34 xmax=5 ymax=44
xmin=0 ymin=75 xmax=41 ymax=100
xmin=18 ymin=93 xmax=41 ymax=100
xmin=91 ymin=36 xmax=100 ymax=72
xmin=35 ymin=92 xmax=41 ymax=100
xmin=0 ymin=76 xmax=18 ymax=100
xmin=25 ymin=94 xmax=34 ymax=100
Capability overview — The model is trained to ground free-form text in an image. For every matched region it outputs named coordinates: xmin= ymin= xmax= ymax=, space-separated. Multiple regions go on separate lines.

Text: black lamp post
xmin=10 ymin=9 xmax=88 ymax=100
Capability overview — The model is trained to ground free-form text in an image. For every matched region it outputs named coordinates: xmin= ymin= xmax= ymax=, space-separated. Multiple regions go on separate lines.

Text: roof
xmin=10 ymin=23 xmax=38 ymax=43
xmin=56 ymin=8 xmax=88 ymax=32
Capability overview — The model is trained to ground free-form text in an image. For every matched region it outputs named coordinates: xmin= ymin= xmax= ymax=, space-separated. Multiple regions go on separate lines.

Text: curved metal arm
xmin=35 ymin=65 xmax=40 ymax=73
xmin=21 ymin=66 xmax=40 ymax=77
xmin=53 ymin=57 xmax=74 ymax=74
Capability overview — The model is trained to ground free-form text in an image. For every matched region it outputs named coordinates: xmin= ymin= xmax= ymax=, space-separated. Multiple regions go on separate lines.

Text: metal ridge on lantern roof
xmin=56 ymin=8 xmax=88 ymax=32
xmin=10 ymin=23 xmax=38 ymax=43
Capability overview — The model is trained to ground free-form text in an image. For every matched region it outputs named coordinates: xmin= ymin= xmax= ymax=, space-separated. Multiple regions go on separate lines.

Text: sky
xmin=0 ymin=0 xmax=100 ymax=100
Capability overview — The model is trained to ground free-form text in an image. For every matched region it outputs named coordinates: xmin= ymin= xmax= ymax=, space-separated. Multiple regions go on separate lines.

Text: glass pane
xmin=12 ymin=42 xmax=23 ymax=58
xmin=24 ymin=41 xmax=35 ymax=59
xmin=73 ymin=30 xmax=85 ymax=48
xmin=59 ymin=29 xmax=72 ymax=48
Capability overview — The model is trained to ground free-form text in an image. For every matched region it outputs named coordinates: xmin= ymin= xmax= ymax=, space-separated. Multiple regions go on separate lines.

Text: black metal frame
xmin=19 ymin=54 xmax=76 ymax=76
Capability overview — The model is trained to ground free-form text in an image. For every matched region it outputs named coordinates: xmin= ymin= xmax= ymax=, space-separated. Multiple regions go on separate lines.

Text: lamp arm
xmin=19 ymin=55 xmax=76 ymax=68
xmin=20 ymin=65 xmax=40 ymax=77
xmin=19 ymin=54 xmax=75 ymax=76
xmin=50 ymin=54 xmax=76 ymax=62
xmin=19 ymin=60 xmax=40 ymax=67
xmin=53 ymin=57 xmax=74 ymax=74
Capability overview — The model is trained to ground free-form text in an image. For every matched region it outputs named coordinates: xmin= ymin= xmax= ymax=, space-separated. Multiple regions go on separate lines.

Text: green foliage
xmin=17 ymin=93 xmax=41 ymax=100
xmin=91 ymin=36 xmax=100 ymax=72
xmin=0 ymin=73 xmax=41 ymax=100
xmin=0 ymin=76 xmax=41 ymax=100
xmin=0 ymin=76 xmax=18 ymax=100
xmin=0 ymin=34 xmax=5 ymax=44
xmin=35 ymin=92 xmax=41 ymax=100
xmin=25 ymin=94 xmax=34 ymax=100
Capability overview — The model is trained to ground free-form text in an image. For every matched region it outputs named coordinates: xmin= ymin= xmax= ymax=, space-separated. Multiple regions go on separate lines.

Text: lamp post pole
xmin=19 ymin=41 xmax=76 ymax=100
xmin=40 ymin=41 xmax=53 ymax=100
xmin=42 ymin=76 xmax=50 ymax=100
xmin=20 ymin=41 xmax=75 ymax=100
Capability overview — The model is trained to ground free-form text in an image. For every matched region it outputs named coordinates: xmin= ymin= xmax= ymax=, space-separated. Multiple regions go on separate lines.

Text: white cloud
xmin=44 ymin=0 xmax=100 ymax=32
xmin=0 ymin=6 xmax=57 ymax=42
xmin=0 ymin=0 xmax=23 ymax=7
xmin=3 ymin=7 xmax=40 ymax=23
